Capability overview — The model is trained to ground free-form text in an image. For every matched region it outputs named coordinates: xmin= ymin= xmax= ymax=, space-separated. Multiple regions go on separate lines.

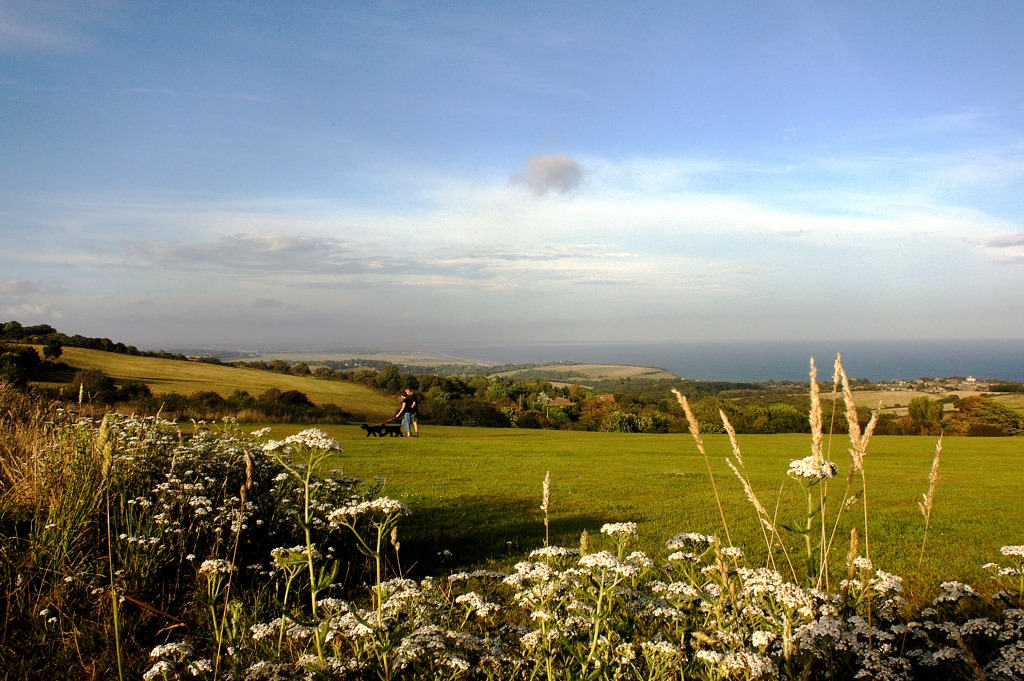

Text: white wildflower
xmin=872 ymin=570 xmax=904 ymax=594
xmin=641 ymin=640 xmax=682 ymax=657
xmin=721 ymin=651 xmax=776 ymax=678
xmin=722 ymin=546 xmax=744 ymax=559
xmin=284 ymin=428 xmax=343 ymax=451
xmin=667 ymin=551 xmax=700 ymax=562
xmin=651 ymin=580 xmax=701 ymax=599
xmin=250 ymin=622 xmax=278 ymax=641
xmin=626 ymin=550 xmax=654 ymax=568
xmin=788 ymin=455 xmax=838 ymax=479
xmin=933 ymin=581 xmax=977 ymax=604
xmin=198 ymin=559 xmax=233 ymax=576
xmin=455 ymin=591 xmax=485 ymax=609
xmin=579 ymin=551 xmax=639 ymax=577
xmin=150 ymin=642 xmax=195 ymax=658
xmin=695 ymin=649 xmax=722 ymax=664
xmin=529 ymin=546 xmax=579 ymax=558
xmin=601 ymin=522 xmax=638 ymax=537
xmin=1000 ymin=545 xmax=1024 ymax=557
xmin=143 ymin=661 xmax=174 ymax=680
xmin=667 ymin=532 xmax=716 ymax=549
xmin=328 ymin=497 xmax=411 ymax=521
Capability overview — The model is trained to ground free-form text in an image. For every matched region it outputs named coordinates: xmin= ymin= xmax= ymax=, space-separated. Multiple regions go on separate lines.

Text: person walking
xmin=390 ymin=388 xmax=419 ymax=437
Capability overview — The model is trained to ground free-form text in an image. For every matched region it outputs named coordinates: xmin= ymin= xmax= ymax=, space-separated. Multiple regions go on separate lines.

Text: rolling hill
xmin=32 ymin=347 xmax=397 ymax=421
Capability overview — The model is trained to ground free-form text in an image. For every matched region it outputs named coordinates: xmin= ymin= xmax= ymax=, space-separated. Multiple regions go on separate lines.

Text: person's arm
xmin=385 ymin=398 xmax=407 ymax=423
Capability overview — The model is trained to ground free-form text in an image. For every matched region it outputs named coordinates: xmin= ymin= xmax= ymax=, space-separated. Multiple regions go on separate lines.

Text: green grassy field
xmin=27 ymin=347 xmax=1024 ymax=590
xmin=255 ymin=424 xmax=1022 ymax=591
xmin=491 ymin=362 xmax=679 ymax=382
xmin=36 ymin=347 xmax=397 ymax=421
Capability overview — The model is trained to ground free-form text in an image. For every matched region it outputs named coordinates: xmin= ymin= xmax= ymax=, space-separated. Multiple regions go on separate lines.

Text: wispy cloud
xmin=986 ymin=232 xmax=1024 ymax=263
xmin=119 ymin=234 xmax=650 ymax=289
xmin=0 ymin=2 xmax=88 ymax=53
xmin=123 ymin=234 xmax=356 ymax=272
xmin=0 ymin=279 xmax=39 ymax=296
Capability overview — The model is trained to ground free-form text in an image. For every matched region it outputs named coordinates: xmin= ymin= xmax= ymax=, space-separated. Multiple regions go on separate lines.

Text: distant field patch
xmin=834 ymin=388 xmax=1022 ymax=415
xmin=492 ymin=362 xmax=678 ymax=383
xmin=243 ymin=351 xmax=488 ymax=368
xmin=35 ymin=347 xmax=397 ymax=420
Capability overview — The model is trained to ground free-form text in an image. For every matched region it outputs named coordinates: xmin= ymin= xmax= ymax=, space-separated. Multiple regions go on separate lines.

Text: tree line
xmin=3 ymin=320 xmax=1022 ymax=435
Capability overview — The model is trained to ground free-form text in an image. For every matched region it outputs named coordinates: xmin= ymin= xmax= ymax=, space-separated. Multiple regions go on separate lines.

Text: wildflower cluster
xmin=7 ymin=380 xmax=1024 ymax=680
xmin=787 ymin=455 xmax=839 ymax=479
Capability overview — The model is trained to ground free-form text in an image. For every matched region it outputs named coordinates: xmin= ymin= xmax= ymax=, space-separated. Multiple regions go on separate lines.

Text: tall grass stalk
xmin=212 ymin=451 xmax=253 ymax=678
xmin=809 ymin=358 xmax=831 ymax=590
xmin=97 ymin=416 xmax=126 ymax=681
xmin=721 ymin=411 xmax=796 ymax=580
xmin=541 ymin=470 xmax=552 ymax=552
xmin=914 ymin=437 xmax=942 ymax=585
xmin=673 ymin=389 xmax=733 ymax=550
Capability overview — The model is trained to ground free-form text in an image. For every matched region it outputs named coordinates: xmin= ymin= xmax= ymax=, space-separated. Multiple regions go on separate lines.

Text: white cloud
xmin=3 ymin=301 xmax=59 ymax=318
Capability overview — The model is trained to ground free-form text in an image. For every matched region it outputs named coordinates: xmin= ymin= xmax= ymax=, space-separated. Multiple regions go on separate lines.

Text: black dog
xmin=361 ymin=423 xmax=404 ymax=437
xmin=360 ymin=423 xmax=387 ymax=437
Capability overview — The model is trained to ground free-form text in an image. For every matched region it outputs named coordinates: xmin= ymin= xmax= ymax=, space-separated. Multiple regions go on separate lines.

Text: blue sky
xmin=2 ymin=1 xmax=1023 ymax=351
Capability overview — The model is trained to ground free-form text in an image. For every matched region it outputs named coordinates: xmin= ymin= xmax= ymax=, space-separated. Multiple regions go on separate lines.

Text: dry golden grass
xmin=243 ymin=350 xmax=486 ymax=368
xmin=35 ymin=347 xmax=397 ymax=420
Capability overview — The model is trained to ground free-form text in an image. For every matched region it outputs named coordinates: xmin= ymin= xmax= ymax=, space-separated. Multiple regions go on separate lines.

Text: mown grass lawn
xmin=255 ymin=424 xmax=1023 ymax=594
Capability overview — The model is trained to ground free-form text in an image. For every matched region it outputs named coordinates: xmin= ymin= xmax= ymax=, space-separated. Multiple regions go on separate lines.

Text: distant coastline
xmin=189 ymin=338 xmax=1024 ymax=384
xmin=435 ymin=339 xmax=1024 ymax=383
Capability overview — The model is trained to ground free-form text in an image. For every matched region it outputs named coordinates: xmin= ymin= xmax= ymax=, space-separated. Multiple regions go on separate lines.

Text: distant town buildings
xmin=873 ymin=376 xmax=991 ymax=393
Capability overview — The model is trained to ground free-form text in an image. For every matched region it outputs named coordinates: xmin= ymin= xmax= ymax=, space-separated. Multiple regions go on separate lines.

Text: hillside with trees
xmin=4 ymin=320 xmax=1023 ymax=436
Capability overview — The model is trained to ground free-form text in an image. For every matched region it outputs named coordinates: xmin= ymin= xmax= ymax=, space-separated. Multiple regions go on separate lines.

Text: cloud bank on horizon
xmin=1 ymin=1 xmax=1023 ymax=351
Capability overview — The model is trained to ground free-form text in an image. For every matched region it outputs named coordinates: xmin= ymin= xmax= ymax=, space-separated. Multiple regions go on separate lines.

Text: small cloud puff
xmin=0 ymin=279 xmax=39 ymax=296
xmin=512 ymin=155 xmax=584 ymax=195
xmin=253 ymin=297 xmax=301 ymax=310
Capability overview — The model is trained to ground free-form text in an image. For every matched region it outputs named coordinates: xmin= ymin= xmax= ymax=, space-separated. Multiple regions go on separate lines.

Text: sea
xmin=437 ymin=340 xmax=1024 ymax=383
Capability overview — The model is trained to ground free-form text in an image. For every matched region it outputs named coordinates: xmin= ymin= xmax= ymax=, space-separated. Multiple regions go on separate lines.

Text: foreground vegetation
xmin=3 ymin=353 xmax=1024 ymax=680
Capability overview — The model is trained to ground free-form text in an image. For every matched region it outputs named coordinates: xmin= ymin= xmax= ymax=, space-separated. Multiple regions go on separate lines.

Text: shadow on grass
xmin=29 ymin=361 xmax=78 ymax=384
xmin=393 ymin=495 xmax=614 ymax=578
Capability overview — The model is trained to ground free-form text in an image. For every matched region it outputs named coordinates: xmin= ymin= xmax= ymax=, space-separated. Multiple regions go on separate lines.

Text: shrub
xmin=945 ymin=395 xmax=1024 ymax=436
